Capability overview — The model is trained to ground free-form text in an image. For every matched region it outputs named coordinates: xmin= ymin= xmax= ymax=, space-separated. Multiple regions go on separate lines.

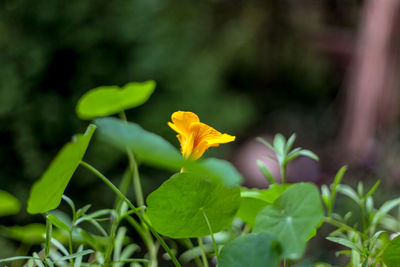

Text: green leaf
xmin=54 ymin=249 xmax=94 ymax=262
xmin=364 ymin=180 xmax=380 ymax=200
xmin=0 ymin=190 xmax=21 ymax=216
xmin=76 ymin=80 xmax=156 ymax=120
xmin=273 ymin=134 xmax=286 ymax=163
xmin=1 ymin=224 xmax=67 ymax=244
xmin=298 ymin=149 xmax=319 ymax=161
xmin=237 ymin=185 xmax=290 ymax=226
xmin=256 ymin=160 xmax=276 ymax=184
xmin=184 ymin=158 xmax=243 ymax=186
xmin=256 ymin=137 xmax=274 ymax=150
xmin=285 ymin=134 xmax=296 ymax=154
xmin=146 ymin=172 xmax=241 ymax=238
xmin=383 ymin=235 xmax=400 ymax=267
xmin=47 ymin=214 xmax=70 ymax=232
xmin=27 ymin=125 xmax=96 ymax=214
xmin=218 ymin=232 xmax=282 ymax=267
xmin=95 ymin=117 xmax=182 ymax=168
xmin=326 ymin=237 xmax=363 ymax=254
xmin=0 ymin=256 xmax=42 ymax=263
xmin=253 ymin=183 xmax=323 ymax=259
xmin=95 ymin=117 xmax=242 ymax=186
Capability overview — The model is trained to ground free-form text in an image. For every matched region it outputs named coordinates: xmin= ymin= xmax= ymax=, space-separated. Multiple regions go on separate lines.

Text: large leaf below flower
xmin=95 ymin=117 xmax=242 ymax=186
xmin=146 ymin=172 xmax=241 ymax=238
xmin=27 ymin=125 xmax=96 ymax=214
xmin=253 ymin=183 xmax=323 ymax=259
xmin=76 ymin=80 xmax=156 ymax=120
xmin=236 ymin=185 xmax=289 ymax=226
xmin=218 ymin=232 xmax=282 ymax=267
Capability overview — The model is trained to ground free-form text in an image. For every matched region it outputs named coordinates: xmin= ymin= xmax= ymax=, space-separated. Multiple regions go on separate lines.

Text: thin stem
xmin=180 ymin=239 xmax=203 ymax=267
xmin=119 ymin=111 xmax=145 ymax=211
xmin=79 ymin=161 xmax=181 ymax=267
xmin=280 ymin=163 xmax=286 ymax=185
xmin=68 ymin=231 xmax=74 ymax=265
xmin=197 ymin=237 xmax=209 ymax=267
xmin=201 ymin=209 xmax=218 ymax=261
xmin=125 ymin=216 xmax=158 ymax=267
xmin=105 ymin=169 xmax=132 ymax=264
xmin=323 ymin=217 xmax=367 ymax=239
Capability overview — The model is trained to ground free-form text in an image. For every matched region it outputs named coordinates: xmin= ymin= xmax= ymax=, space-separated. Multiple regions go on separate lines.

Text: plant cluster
xmin=1 ymin=81 xmax=400 ymax=267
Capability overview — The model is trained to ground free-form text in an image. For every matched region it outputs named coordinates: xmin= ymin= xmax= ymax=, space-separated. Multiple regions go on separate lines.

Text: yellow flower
xmin=168 ymin=111 xmax=235 ymax=160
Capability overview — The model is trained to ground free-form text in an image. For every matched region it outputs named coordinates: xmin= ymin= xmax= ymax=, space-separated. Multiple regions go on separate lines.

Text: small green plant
xmin=1 ymin=80 xmax=400 ymax=267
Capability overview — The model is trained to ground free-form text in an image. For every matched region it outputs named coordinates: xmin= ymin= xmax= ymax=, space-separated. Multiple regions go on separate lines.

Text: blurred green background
xmin=2 ymin=0 xmax=399 ymax=265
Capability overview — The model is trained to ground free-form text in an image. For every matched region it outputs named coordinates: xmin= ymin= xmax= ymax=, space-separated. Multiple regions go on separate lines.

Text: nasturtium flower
xmin=168 ymin=111 xmax=235 ymax=160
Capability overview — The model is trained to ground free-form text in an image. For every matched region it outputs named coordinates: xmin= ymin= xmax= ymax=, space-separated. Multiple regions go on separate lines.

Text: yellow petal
xmin=168 ymin=111 xmax=200 ymax=136
xmin=181 ymin=133 xmax=195 ymax=159
xmin=190 ymin=122 xmax=235 ymax=146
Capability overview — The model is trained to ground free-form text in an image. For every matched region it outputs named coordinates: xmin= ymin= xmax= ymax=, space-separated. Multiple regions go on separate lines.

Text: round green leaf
xmin=146 ymin=172 xmax=241 ymax=238
xmin=383 ymin=235 xmax=400 ymax=267
xmin=76 ymin=80 xmax=156 ymax=119
xmin=0 ymin=190 xmax=20 ymax=216
xmin=236 ymin=185 xmax=289 ymax=226
xmin=27 ymin=125 xmax=96 ymax=214
xmin=253 ymin=183 xmax=323 ymax=259
xmin=219 ymin=232 xmax=282 ymax=267
xmin=95 ymin=117 xmax=242 ymax=186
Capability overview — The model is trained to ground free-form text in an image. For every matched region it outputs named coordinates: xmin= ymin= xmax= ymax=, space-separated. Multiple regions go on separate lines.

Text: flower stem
xmin=79 ymin=161 xmax=181 ymax=267
xmin=197 ymin=237 xmax=209 ymax=267
xmin=201 ymin=208 xmax=218 ymax=261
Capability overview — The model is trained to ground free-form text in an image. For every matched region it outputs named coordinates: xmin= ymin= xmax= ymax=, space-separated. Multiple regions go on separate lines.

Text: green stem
xmin=104 ymin=169 xmax=132 ymax=264
xmin=180 ymin=239 xmax=203 ymax=267
xmin=68 ymin=231 xmax=74 ymax=265
xmin=45 ymin=217 xmax=52 ymax=258
xmin=201 ymin=209 xmax=218 ymax=261
xmin=119 ymin=111 xmax=157 ymax=266
xmin=197 ymin=237 xmax=209 ymax=267
xmin=125 ymin=216 xmax=158 ymax=267
xmin=323 ymin=217 xmax=367 ymax=239
xmin=79 ymin=161 xmax=181 ymax=267
xmin=280 ymin=163 xmax=286 ymax=185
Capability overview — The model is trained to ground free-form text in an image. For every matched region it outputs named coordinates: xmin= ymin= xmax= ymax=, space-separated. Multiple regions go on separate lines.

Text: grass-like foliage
xmin=1 ymin=81 xmax=400 ymax=267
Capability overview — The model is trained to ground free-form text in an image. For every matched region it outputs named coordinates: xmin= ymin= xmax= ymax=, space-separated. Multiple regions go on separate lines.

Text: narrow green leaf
xmin=47 ymin=214 xmax=70 ymax=232
xmin=54 ymin=250 xmax=94 ymax=262
xmin=76 ymin=204 xmax=92 ymax=218
xmin=0 ymin=190 xmax=21 ymax=216
xmin=74 ymin=245 xmax=84 ymax=267
xmin=76 ymin=80 xmax=156 ymax=120
xmin=364 ymin=180 xmax=381 ymax=200
xmin=298 ymin=149 xmax=319 ymax=161
xmin=331 ymin=166 xmax=347 ymax=207
xmin=337 ymin=184 xmax=361 ymax=205
xmin=256 ymin=160 xmax=276 ymax=184
xmin=256 ymin=137 xmax=274 ymax=150
xmin=285 ymin=133 xmax=296 ymax=154
xmin=218 ymin=233 xmax=282 ymax=267
xmin=27 ymin=125 xmax=96 ymax=214
xmin=0 ymin=256 xmax=41 ymax=263
xmin=146 ymin=172 xmax=241 ymax=238
xmin=326 ymin=237 xmax=363 ymax=254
